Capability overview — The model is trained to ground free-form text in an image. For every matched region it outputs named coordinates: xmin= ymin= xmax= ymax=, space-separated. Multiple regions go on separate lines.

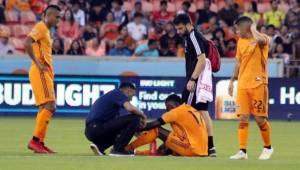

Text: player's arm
xmin=228 ymin=59 xmax=240 ymax=97
xmin=250 ymin=23 xmax=269 ymax=46
xmin=24 ymin=37 xmax=47 ymax=71
xmin=140 ymin=118 xmax=165 ymax=131
xmin=191 ymin=53 xmax=206 ymax=80
xmin=124 ymin=101 xmax=147 ymax=120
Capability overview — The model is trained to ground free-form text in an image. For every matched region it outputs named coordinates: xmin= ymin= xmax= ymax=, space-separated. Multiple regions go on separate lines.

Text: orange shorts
xmin=165 ymin=132 xmax=196 ymax=156
xmin=236 ymin=84 xmax=269 ymax=117
xmin=29 ymin=66 xmax=55 ymax=106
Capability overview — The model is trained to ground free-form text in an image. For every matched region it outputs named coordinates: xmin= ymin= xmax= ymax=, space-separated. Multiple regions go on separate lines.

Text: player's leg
xmin=165 ymin=131 xmax=197 ymax=156
xmin=255 ymin=116 xmax=273 ymax=160
xmin=35 ymin=101 xmax=56 ymax=153
xmin=86 ymin=114 xmax=141 ymax=155
xmin=126 ymin=128 xmax=159 ymax=151
xmin=252 ymin=85 xmax=273 ymax=160
xmin=28 ymin=68 xmax=56 ymax=154
xmin=230 ymin=89 xmax=250 ymax=160
xmin=182 ymin=88 xmax=216 ymax=156
xmin=199 ymin=109 xmax=215 ymax=156
xmin=127 ymin=127 xmax=171 ymax=156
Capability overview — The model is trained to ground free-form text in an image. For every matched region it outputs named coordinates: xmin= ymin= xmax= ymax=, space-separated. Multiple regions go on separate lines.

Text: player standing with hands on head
xmin=24 ymin=5 xmax=61 ymax=154
xmin=228 ymin=16 xmax=273 ymax=160
xmin=173 ymin=14 xmax=216 ymax=157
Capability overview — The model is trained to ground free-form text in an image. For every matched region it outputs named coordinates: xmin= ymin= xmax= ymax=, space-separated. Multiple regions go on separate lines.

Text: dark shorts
xmin=182 ymin=87 xmax=209 ymax=111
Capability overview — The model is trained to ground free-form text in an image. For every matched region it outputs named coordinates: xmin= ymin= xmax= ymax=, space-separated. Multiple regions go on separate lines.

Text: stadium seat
xmin=4 ymin=11 xmax=19 ymax=24
xmin=20 ymin=11 xmax=37 ymax=25
xmin=12 ymin=25 xmax=31 ymax=38
xmin=0 ymin=25 xmax=11 ymax=36
xmin=9 ymin=37 xmax=25 ymax=53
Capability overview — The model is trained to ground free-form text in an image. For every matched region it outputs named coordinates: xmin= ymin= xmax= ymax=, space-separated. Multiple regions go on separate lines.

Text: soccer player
xmin=126 ymin=94 xmax=208 ymax=157
xmin=173 ymin=14 xmax=216 ymax=156
xmin=85 ymin=82 xmax=147 ymax=156
xmin=24 ymin=5 xmax=61 ymax=154
xmin=228 ymin=16 xmax=273 ymax=160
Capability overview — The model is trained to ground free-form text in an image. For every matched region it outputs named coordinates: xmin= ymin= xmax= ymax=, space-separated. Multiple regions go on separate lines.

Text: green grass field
xmin=0 ymin=117 xmax=299 ymax=170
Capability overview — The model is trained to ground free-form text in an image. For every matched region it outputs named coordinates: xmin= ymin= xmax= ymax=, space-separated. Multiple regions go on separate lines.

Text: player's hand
xmin=250 ymin=23 xmax=257 ymax=32
xmin=139 ymin=117 xmax=147 ymax=129
xmin=187 ymin=80 xmax=196 ymax=92
xmin=36 ymin=62 xmax=48 ymax=72
xmin=228 ymin=80 xmax=234 ymax=97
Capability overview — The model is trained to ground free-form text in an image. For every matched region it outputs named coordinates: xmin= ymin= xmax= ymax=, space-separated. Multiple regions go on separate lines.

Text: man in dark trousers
xmin=173 ymin=14 xmax=216 ymax=157
xmin=85 ymin=82 xmax=147 ymax=156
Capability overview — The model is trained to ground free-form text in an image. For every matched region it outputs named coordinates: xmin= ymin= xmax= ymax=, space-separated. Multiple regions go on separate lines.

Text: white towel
xmin=196 ymin=59 xmax=213 ymax=103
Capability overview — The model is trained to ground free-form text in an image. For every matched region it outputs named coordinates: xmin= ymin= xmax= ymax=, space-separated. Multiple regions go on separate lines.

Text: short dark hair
xmin=134 ymin=12 xmax=144 ymax=18
xmin=165 ymin=94 xmax=182 ymax=104
xmin=182 ymin=1 xmax=191 ymax=8
xmin=112 ymin=0 xmax=123 ymax=6
xmin=119 ymin=82 xmax=136 ymax=89
xmin=266 ymin=24 xmax=276 ymax=30
xmin=44 ymin=5 xmax=61 ymax=13
xmin=135 ymin=1 xmax=142 ymax=6
xmin=234 ymin=16 xmax=253 ymax=26
xmin=160 ymin=0 xmax=168 ymax=6
xmin=173 ymin=14 xmax=191 ymax=25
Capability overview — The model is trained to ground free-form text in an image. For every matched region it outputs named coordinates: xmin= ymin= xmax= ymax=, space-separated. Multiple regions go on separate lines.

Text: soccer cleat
xmin=41 ymin=143 xmax=56 ymax=154
xmin=109 ymin=148 xmax=135 ymax=157
xmin=230 ymin=150 xmax=248 ymax=160
xmin=90 ymin=143 xmax=104 ymax=156
xmin=208 ymin=147 xmax=217 ymax=157
xmin=28 ymin=139 xmax=48 ymax=154
xmin=258 ymin=147 xmax=274 ymax=160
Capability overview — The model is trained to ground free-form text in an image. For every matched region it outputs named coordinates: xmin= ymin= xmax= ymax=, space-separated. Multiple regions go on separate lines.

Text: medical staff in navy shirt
xmin=85 ymin=82 xmax=147 ymax=156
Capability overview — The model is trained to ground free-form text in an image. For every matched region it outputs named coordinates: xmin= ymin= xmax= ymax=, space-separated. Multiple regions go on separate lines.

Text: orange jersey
xmin=162 ymin=104 xmax=208 ymax=155
xmin=236 ymin=34 xmax=270 ymax=89
xmin=28 ymin=21 xmax=54 ymax=76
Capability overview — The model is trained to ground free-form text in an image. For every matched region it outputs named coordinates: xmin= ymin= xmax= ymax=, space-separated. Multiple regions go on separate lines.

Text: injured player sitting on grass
xmin=126 ymin=94 xmax=209 ymax=156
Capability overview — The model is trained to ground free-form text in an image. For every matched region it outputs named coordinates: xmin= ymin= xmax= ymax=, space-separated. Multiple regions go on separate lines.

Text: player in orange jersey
xmin=228 ymin=16 xmax=273 ymax=160
xmin=24 ymin=5 xmax=61 ymax=154
xmin=126 ymin=94 xmax=208 ymax=156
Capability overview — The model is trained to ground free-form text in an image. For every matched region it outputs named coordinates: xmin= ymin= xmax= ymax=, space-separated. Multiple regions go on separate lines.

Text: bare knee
xmin=41 ymin=101 xmax=56 ymax=113
xmin=239 ymin=115 xmax=249 ymax=123
xmin=255 ymin=116 xmax=267 ymax=126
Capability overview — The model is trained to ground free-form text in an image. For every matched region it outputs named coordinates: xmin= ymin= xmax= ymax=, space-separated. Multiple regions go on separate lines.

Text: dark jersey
xmin=184 ymin=28 xmax=208 ymax=79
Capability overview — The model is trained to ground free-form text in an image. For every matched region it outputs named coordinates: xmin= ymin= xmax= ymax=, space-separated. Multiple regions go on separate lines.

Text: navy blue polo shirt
xmin=86 ymin=89 xmax=129 ymax=124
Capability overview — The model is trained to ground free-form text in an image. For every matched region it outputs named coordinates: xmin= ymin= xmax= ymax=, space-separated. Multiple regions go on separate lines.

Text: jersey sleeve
xmin=161 ymin=107 xmax=179 ymax=123
xmin=114 ymin=90 xmax=129 ymax=108
xmin=190 ymin=31 xmax=204 ymax=56
xmin=28 ymin=23 xmax=46 ymax=42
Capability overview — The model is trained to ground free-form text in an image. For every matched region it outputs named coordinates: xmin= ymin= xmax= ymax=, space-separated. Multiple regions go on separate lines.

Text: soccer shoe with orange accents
xmin=41 ymin=142 xmax=56 ymax=154
xmin=28 ymin=139 xmax=48 ymax=154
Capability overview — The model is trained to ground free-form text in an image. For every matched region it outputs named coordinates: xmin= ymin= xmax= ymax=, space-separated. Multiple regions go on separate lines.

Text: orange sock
xmin=259 ymin=120 xmax=271 ymax=147
xmin=33 ymin=109 xmax=53 ymax=142
xmin=126 ymin=128 xmax=158 ymax=150
xmin=238 ymin=121 xmax=249 ymax=150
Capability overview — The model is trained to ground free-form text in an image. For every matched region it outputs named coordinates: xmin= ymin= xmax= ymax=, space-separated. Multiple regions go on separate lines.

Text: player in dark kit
xmin=173 ymin=14 xmax=216 ymax=156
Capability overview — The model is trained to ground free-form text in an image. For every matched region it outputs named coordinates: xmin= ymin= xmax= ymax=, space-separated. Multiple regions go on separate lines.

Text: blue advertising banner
xmin=0 ymin=74 xmax=299 ymax=120
xmin=0 ymin=74 xmax=185 ymax=118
